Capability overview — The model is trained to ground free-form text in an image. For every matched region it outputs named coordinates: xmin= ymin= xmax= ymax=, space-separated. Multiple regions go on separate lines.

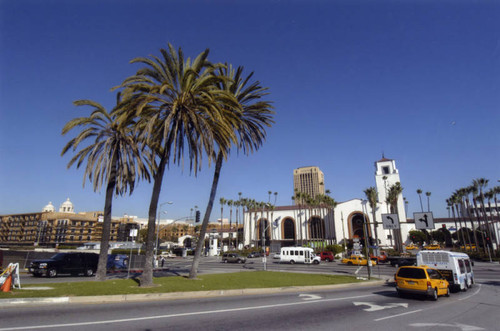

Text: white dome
xmin=59 ymin=198 xmax=75 ymax=213
xmin=42 ymin=201 xmax=55 ymax=212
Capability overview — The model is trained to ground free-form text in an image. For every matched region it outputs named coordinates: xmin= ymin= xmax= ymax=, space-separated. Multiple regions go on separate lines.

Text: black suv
xmin=29 ymin=252 xmax=98 ymax=278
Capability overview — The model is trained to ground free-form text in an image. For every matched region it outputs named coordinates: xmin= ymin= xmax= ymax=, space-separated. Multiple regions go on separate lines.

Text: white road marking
xmin=459 ymin=284 xmax=481 ymax=301
xmin=353 ymin=302 xmax=408 ymax=311
xmin=0 ymin=293 xmax=376 ymax=330
xmin=299 ymin=293 xmax=322 ymax=300
xmin=410 ymin=322 xmax=484 ymax=330
xmin=374 ymin=309 xmax=423 ymax=321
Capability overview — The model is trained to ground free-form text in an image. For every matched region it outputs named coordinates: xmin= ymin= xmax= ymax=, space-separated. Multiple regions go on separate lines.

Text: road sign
xmin=414 ymin=212 xmax=435 ymax=230
xmin=381 ymin=214 xmax=400 ymax=229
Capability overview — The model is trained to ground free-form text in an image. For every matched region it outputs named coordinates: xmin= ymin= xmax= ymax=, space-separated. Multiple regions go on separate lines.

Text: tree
xmin=416 ymin=189 xmax=424 ymax=212
xmin=425 ymin=192 xmax=431 ymax=212
xmin=409 ymin=230 xmax=427 ymax=246
xmin=364 ymin=187 xmax=379 ymax=252
xmin=61 ymin=97 xmax=150 ymax=281
xmin=227 ymin=199 xmax=234 ymax=248
xmin=219 ymin=197 xmax=226 ymax=251
xmin=116 ymin=44 xmax=239 ymax=286
xmin=189 ymin=65 xmax=274 ymax=279
xmin=386 ymin=182 xmax=404 ymax=251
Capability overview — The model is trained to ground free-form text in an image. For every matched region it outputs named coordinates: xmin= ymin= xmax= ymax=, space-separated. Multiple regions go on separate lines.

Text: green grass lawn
xmin=0 ymin=272 xmax=364 ymax=299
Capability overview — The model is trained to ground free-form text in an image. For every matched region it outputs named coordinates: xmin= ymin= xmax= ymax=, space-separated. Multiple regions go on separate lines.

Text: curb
xmin=0 ymin=279 xmax=387 ymax=307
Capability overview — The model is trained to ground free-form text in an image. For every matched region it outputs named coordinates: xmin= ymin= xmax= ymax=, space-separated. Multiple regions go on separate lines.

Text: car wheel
xmin=223 ymin=259 xmax=228 ymax=263
xmin=85 ymin=268 xmax=95 ymax=277
xmin=237 ymin=259 xmax=242 ymax=264
xmin=326 ymin=258 xmax=331 ymax=262
xmin=348 ymin=262 xmax=353 ymax=265
xmin=313 ymin=260 xmax=319 ymax=265
xmin=431 ymin=288 xmax=438 ymax=301
xmin=290 ymin=260 xmax=295 ymax=264
xmin=48 ymin=268 xmax=57 ymax=278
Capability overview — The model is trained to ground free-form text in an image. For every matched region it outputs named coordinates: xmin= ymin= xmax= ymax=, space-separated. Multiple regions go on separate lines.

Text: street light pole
xmin=155 ymin=201 xmax=173 ymax=262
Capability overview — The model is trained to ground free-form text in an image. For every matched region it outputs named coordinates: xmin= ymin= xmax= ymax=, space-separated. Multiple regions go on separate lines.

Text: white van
xmin=280 ymin=247 xmax=320 ymax=264
xmin=416 ymin=250 xmax=473 ymax=292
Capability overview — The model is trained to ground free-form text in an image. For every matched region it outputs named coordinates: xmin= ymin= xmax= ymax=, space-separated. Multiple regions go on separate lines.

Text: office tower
xmin=293 ymin=166 xmax=325 ymax=204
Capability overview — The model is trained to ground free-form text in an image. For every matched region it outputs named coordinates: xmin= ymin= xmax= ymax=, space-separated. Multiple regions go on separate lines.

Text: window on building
xmin=382 ymin=166 xmax=390 ymax=174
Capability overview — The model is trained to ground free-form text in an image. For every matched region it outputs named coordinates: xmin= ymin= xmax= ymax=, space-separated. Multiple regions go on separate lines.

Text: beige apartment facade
xmin=0 ymin=199 xmax=139 ymax=247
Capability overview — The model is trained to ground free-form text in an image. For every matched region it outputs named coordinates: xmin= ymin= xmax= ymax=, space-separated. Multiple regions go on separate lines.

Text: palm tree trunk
xmin=465 ymin=199 xmax=480 ymax=253
xmin=141 ymin=153 xmax=168 ymax=287
xmin=96 ymin=153 xmax=118 ymax=281
xmin=190 ymin=151 xmax=224 ymax=279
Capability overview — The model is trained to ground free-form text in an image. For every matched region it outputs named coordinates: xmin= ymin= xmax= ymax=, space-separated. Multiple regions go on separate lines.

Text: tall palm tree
xmin=219 ymin=197 xmax=226 ymax=251
xmin=227 ymin=199 xmax=234 ymax=248
xmin=425 ymin=192 xmax=431 ymax=212
xmin=116 ymin=44 xmax=239 ymax=286
xmin=189 ymin=65 xmax=274 ymax=279
xmin=364 ymin=187 xmax=379 ymax=250
xmin=417 ymin=189 xmax=424 ymax=212
xmin=61 ymin=97 xmax=150 ymax=281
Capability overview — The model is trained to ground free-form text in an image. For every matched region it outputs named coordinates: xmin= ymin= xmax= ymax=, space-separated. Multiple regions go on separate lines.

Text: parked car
xmin=222 ymin=253 xmax=246 ymax=264
xmin=370 ymin=251 xmax=388 ymax=263
xmin=107 ymin=254 xmax=129 ymax=270
xmin=319 ymin=251 xmax=334 ymax=262
xmin=247 ymin=252 xmax=262 ymax=258
xmin=394 ymin=265 xmax=450 ymax=300
xmin=389 ymin=257 xmax=416 ymax=268
xmin=341 ymin=255 xmax=376 ymax=266
xmin=424 ymin=244 xmax=441 ymax=250
xmin=29 ymin=252 xmax=98 ymax=278
xmin=405 ymin=244 xmax=419 ymax=251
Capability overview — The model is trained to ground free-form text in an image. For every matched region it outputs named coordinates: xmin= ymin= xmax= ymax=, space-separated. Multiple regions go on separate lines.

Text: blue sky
xmin=1 ymin=0 xmax=499 ymax=221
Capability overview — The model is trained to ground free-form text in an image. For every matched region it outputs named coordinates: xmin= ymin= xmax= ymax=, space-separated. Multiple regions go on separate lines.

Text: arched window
xmin=309 ymin=216 xmax=324 ymax=239
xmin=283 ymin=218 xmax=295 ymax=240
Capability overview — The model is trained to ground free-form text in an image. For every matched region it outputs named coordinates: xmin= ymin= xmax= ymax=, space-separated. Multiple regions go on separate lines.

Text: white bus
xmin=280 ymin=247 xmax=320 ymax=264
xmin=416 ymin=250 xmax=474 ymax=292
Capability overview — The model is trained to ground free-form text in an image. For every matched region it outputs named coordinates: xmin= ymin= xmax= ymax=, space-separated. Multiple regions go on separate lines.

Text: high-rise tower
xmin=293 ymin=166 xmax=325 ymax=204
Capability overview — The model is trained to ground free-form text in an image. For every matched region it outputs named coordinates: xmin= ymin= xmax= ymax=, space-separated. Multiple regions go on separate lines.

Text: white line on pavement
xmin=0 ymin=293 xmax=377 ymax=330
xmin=374 ymin=309 xmax=423 ymax=321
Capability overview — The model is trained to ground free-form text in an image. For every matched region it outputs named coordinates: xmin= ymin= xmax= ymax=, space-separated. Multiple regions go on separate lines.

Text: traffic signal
xmin=196 ymin=210 xmax=200 ymax=223
xmin=486 ymin=237 xmax=491 ymax=248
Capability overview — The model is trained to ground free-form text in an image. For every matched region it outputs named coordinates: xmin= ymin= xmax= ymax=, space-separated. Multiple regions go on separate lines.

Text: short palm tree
xmin=61 ymin=97 xmax=150 ymax=281
xmin=116 ymin=44 xmax=239 ymax=286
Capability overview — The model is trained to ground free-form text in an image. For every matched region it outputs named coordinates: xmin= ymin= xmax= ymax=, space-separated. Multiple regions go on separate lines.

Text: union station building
xmin=243 ymin=158 xmax=413 ymax=251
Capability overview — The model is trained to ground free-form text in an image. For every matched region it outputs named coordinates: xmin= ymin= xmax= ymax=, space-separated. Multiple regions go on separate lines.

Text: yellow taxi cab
xmin=405 ymin=244 xmax=419 ymax=250
xmin=341 ymin=255 xmax=376 ymax=266
xmin=460 ymin=244 xmax=476 ymax=251
xmin=423 ymin=244 xmax=441 ymax=250
xmin=394 ymin=265 xmax=450 ymax=300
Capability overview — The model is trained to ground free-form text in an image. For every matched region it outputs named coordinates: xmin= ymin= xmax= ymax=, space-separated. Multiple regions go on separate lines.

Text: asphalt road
xmin=19 ymin=256 xmax=499 ymax=285
xmin=1 ymin=280 xmax=497 ymax=330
